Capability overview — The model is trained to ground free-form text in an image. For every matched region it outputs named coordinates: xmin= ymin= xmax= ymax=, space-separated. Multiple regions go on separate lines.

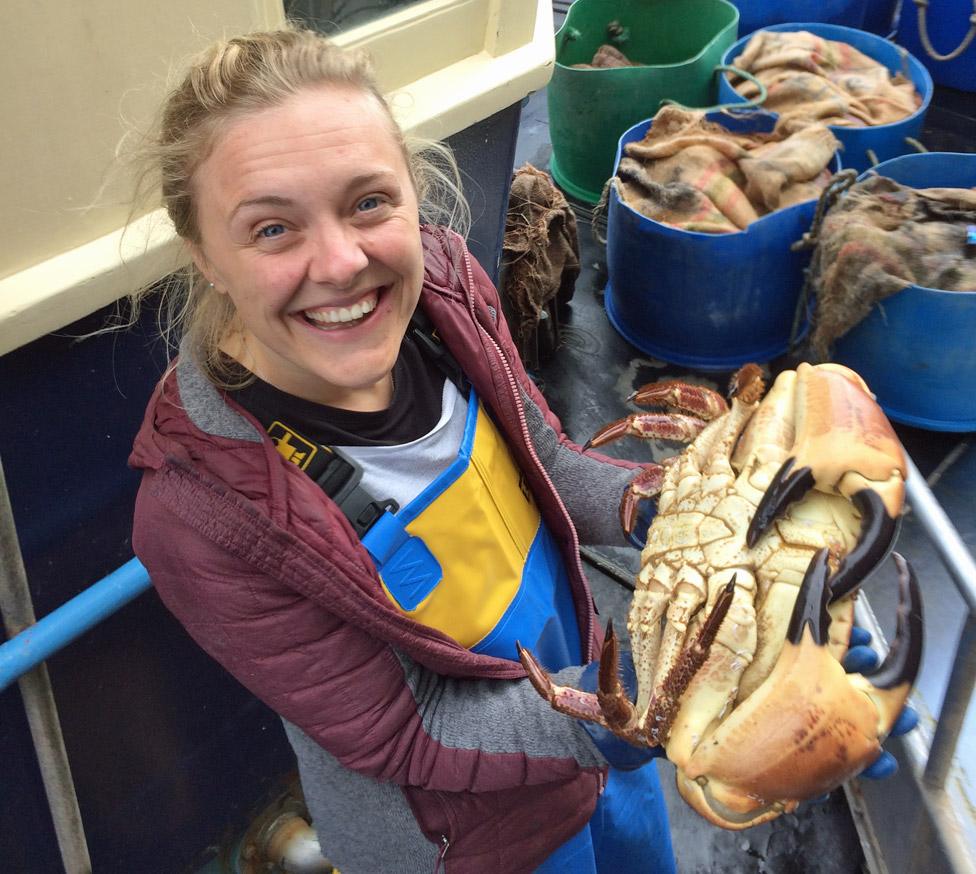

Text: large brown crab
xmin=519 ymin=363 xmax=922 ymax=829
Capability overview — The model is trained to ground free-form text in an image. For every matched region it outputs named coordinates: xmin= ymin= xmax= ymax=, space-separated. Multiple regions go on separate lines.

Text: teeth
xmin=305 ymin=295 xmax=377 ymax=326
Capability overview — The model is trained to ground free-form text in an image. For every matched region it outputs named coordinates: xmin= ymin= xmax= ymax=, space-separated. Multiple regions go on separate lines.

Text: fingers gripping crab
xmin=518 ymin=363 xmax=922 ymax=829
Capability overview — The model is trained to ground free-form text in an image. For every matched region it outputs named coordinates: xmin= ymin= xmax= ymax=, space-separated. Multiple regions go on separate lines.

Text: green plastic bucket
xmin=549 ymin=0 xmax=740 ymax=204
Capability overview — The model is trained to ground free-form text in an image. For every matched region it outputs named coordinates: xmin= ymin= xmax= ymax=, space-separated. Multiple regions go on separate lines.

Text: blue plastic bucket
xmin=895 ymin=0 xmax=976 ymax=91
xmin=831 ymin=153 xmax=976 ymax=432
xmin=604 ymin=112 xmax=842 ymax=370
xmin=731 ymin=0 xmax=867 ymax=37
xmin=719 ymin=23 xmax=933 ymax=173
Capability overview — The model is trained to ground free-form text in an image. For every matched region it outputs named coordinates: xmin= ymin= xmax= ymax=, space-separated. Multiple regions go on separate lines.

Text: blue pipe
xmin=0 ymin=558 xmax=151 ymax=692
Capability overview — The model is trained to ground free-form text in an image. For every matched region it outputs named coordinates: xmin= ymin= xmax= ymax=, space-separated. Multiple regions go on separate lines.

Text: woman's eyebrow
xmin=231 ymin=194 xmax=296 ymax=220
xmin=230 ymin=172 xmax=401 ymax=219
xmin=349 ymin=170 xmax=398 ymax=187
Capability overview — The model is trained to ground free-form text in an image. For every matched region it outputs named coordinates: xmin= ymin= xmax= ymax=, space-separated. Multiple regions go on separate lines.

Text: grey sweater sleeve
xmin=394 ymin=651 xmax=607 ymax=768
xmin=522 ymin=391 xmax=635 ymax=546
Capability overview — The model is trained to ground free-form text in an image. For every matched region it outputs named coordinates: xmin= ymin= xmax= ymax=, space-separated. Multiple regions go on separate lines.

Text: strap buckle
xmin=314 ymin=446 xmax=399 ymax=537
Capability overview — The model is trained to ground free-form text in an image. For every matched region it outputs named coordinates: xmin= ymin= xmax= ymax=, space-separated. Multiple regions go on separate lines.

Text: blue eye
xmin=258 ymin=223 xmax=286 ymax=238
xmin=358 ymin=196 xmax=380 ymax=212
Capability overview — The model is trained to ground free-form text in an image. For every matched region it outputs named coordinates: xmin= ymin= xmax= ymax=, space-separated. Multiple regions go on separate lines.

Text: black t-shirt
xmin=230 ymin=334 xmax=446 ymax=448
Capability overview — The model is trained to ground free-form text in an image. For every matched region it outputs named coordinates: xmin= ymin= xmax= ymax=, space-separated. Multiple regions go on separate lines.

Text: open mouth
xmin=301 ymin=288 xmax=382 ymax=331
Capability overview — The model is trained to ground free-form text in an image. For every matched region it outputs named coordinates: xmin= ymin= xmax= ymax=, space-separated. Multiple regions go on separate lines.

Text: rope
xmin=790 ymin=170 xmax=858 ymax=254
xmin=788 ymin=169 xmax=859 ymax=352
xmin=662 ymin=65 xmax=769 ymax=114
xmin=912 ymin=0 xmax=976 ymax=62
xmin=591 ymin=178 xmax=613 ymax=245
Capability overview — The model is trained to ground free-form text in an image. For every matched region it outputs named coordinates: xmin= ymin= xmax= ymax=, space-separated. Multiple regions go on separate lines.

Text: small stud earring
xmin=208 ymin=281 xmax=214 ymax=288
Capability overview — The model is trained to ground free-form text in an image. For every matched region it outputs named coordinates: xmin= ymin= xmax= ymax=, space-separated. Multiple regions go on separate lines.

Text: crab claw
xmin=746 ymin=457 xmax=815 ymax=548
xmin=851 ymin=552 xmax=924 ymax=726
xmin=517 ymin=641 xmax=610 ymax=726
xmin=678 ymin=549 xmax=922 ymax=829
xmin=744 ymin=364 xmax=906 ymax=596
xmin=828 ymin=490 xmax=902 ymax=601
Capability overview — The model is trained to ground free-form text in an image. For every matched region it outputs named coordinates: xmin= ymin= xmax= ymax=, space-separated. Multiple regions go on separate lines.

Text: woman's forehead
xmin=219 ymin=85 xmax=396 ymax=153
xmin=196 ymin=87 xmax=409 ymax=201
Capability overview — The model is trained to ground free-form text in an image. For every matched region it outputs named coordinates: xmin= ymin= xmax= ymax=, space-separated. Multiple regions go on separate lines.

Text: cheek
xmin=389 ymin=227 xmax=424 ymax=283
xmin=241 ymin=258 xmax=306 ymax=308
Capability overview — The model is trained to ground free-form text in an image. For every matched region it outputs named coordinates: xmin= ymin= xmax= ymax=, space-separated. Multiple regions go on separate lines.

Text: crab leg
xmin=518 ymin=623 xmax=648 ymax=744
xmin=632 ymin=369 xmax=765 ymax=710
xmin=517 ymin=643 xmax=609 ymax=726
xmin=595 ymin=620 xmax=644 ymax=741
xmin=629 ymin=380 xmax=729 ymax=420
xmin=649 ymin=566 xmax=709 ymax=697
xmin=642 ymin=578 xmax=737 ymax=745
xmin=661 ymin=570 xmax=759 ymax=770
xmin=584 ymin=413 xmax=709 ymax=451
xmin=584 ymin=379 xmax=729 ymax=452
xmin=619 ymin=462 xmax=668 ymax=536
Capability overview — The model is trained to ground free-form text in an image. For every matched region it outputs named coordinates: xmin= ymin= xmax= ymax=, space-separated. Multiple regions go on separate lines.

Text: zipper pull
xmin=433 ymin=835 xmax=451 ymax=873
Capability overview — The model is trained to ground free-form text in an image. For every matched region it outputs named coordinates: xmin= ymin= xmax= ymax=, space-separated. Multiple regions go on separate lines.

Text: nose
xmin=306 ymin=223 xmax=369 ymax=288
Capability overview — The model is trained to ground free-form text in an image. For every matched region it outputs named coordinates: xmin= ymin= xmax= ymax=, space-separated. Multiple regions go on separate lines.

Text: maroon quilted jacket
xmin=129 ymin=226 xmax=640 ymax=872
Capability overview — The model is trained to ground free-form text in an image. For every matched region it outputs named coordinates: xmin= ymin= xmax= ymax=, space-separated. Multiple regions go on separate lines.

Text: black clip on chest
xmin=314 ymin=446 xmax=399 ymax=538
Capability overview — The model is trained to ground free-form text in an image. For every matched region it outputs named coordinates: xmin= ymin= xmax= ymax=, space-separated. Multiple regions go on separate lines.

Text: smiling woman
xmin=126 ymin=24 xmax=680 ymax=874
xmin=124 ymin=28 xmax=467 ymax=393
xmin=187 ymin=85 xmax=425 ymax=410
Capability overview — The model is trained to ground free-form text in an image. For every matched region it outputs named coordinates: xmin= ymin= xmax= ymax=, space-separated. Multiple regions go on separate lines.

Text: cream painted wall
xmin=0 ymin=0 xmax=553 ymax=356
xmin=1 ymin=0 xmax=285 ymax=282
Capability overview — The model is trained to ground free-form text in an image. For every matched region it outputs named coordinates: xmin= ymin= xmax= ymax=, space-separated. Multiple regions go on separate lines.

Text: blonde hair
xmin=126 ymin=25 xmax=468 ymax=386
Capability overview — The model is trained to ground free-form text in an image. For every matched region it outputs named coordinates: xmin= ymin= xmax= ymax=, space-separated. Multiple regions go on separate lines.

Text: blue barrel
xmin=896 ymin=0 xmax=976 ymax=91
xmin=604 ymin=111 xmax=841 ymax=370
xmin=861 ymin=0 xmax=898 ymax=36
xmin=719 ymin=23 xmax=933 ymax=173
xmin=731 ymin=0 xmax=867 ymax=37
xmin=832 ymin=153 xmax=976 ymax=432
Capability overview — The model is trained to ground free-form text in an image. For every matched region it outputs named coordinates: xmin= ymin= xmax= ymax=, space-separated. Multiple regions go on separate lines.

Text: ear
xmin=188 ymin=242 xmax=221 ymax=292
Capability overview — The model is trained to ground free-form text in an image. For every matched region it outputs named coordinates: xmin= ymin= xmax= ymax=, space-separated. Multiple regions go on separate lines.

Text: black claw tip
xmin=787 ymin=549 xmax=832 ymax=646
xmin=747 ymin=459 xmax=815 ymax=548
xmin=828 ymin=489 xmax=900 ymax=602
xmin=868 ymin=553 xmax=923 ymax=690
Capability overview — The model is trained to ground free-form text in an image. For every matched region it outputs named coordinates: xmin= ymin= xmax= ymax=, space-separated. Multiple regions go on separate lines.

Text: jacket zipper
xmin=458 ymin=244 xmax=596 ymax=660
xmin=433 ymin=835 xmax=450 ymax=872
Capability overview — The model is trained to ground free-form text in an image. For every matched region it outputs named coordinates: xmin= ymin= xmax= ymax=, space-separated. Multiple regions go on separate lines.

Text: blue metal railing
xmin=0 ymin=558 xmax=151 ymax=693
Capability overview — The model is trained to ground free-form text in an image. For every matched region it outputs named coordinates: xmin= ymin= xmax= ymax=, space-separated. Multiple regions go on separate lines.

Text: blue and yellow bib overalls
xmin=360 ymin=390 xmax=676 ymax=873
